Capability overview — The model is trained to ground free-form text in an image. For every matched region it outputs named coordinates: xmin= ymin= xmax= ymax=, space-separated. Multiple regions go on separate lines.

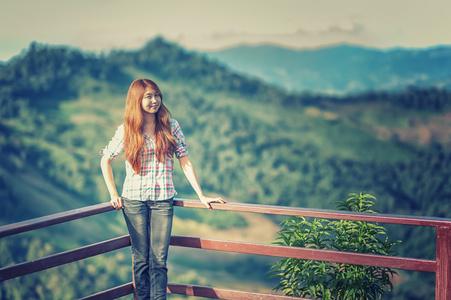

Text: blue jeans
xmin=122 ymin=198 xmax=174 ymax=300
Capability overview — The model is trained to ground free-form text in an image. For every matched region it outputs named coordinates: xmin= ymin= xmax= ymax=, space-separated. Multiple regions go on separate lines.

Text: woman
xmin=100 ymin=78 xmax=226 ymax=300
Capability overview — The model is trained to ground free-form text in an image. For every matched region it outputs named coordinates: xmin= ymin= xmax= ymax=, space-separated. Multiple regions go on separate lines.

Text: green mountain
xmin=207 ymin=43 xmax=451 ymax=94
xmin=1 ymin=37 xmax=451 ymax=299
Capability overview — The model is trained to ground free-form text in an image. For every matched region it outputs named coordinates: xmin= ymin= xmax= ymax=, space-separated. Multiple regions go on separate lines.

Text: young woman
xmin=100 ymin=78 xmax=226 ymax=300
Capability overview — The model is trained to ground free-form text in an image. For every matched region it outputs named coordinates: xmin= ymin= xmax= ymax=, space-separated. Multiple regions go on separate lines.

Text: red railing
xmin=0 ymin=199 xmax=450 ymax=299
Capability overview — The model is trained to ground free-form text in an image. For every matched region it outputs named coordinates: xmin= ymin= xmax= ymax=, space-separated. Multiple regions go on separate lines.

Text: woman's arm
xmin=100 ymin=155 xmax=123 ymax=211
xmin=179 ymin=155 xmax=226 ymax=210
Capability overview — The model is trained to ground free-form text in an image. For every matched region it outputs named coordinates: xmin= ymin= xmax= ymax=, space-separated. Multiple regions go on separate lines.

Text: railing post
xmin=436 ymin=226 xmax=451 ymax=300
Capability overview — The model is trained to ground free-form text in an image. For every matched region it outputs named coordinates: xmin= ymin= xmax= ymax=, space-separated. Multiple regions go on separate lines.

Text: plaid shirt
xmin=101 ymin=119 xmax=188 ymax=201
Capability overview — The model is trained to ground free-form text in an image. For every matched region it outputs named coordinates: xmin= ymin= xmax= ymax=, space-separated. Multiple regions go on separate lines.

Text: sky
xmin=1 ymin=0 xmax=450 ymax=62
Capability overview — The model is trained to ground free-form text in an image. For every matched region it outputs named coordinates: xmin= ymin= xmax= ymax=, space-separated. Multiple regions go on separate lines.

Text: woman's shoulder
xmin=169 ymin=118 xmax=180 ymax=128
xmin=112 ymin=123 xmax=125 ymax=137
xmin=116 ymin=123 xmax=125 ymax=131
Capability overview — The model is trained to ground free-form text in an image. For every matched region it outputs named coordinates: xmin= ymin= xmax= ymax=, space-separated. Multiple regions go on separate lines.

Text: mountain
xmin=206 ymin=43 xmax=451 ymax=94
xmin=1 ymin=37 xmax=451 ymax=299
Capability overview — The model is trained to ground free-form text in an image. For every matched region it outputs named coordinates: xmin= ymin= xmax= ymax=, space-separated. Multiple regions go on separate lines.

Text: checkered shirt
xmin=101 ymin=119 xmax=188 ymax=201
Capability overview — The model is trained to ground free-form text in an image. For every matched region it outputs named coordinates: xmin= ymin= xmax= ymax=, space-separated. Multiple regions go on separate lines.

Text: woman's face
xmin=141 ymin=87 xmax=161 ymax=115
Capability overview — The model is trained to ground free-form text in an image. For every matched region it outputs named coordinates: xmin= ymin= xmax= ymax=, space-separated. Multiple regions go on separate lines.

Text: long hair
xmin=123 ymin=78 xmax=177 ymax=174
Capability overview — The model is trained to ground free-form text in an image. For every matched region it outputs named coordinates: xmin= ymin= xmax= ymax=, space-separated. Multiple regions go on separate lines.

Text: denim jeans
xmin=122 ymin=198 xmax=174 ymax=300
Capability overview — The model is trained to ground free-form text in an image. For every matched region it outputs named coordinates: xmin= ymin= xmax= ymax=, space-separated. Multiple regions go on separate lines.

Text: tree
xmin=269 ymin=192 xmax=400 ymax=299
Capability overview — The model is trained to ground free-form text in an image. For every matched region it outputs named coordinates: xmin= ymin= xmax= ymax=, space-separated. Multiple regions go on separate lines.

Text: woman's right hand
xmin=110 ymin=195 xmax=124 ymax=211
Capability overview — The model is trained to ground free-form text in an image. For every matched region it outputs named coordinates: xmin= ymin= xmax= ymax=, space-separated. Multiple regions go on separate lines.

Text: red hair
xmin=123 ymin=79 xmax=177 ymax=174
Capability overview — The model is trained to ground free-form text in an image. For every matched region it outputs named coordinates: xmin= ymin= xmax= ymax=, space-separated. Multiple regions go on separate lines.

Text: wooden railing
xmin=1 ymin=199 xmax=450 ymax=299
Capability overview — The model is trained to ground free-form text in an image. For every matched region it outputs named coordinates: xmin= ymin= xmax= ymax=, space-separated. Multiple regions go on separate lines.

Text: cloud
xmin=321 ymin=22 xmax=365 ymax=36
xmin=193 ymin=22 xmax=367 ymax=50
xmin=208 ymin=23 xmax=364 ymax=41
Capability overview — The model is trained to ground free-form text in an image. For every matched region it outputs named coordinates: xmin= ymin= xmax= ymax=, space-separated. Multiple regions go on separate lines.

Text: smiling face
xmin=141 ymin=87 xmax=161 ymax=115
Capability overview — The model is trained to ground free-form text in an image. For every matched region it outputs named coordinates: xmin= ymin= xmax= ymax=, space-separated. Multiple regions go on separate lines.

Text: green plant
xmin=269 ymin=192 xmax=400 ymax=299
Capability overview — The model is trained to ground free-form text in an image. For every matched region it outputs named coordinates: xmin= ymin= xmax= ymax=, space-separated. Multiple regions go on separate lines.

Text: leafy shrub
xmin=269 ymin=192 xmax=400 ymax=299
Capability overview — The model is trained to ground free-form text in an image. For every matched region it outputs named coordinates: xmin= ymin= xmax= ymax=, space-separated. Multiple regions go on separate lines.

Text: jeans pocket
xmin=123 ymin=198 xmax=146 ymax=214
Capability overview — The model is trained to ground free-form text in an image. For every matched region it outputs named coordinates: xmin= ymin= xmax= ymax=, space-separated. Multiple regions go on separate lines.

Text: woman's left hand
xmin=200 ymin=196 xmax=227 ymax=210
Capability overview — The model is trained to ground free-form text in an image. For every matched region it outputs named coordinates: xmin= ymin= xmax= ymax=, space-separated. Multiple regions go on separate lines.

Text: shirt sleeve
xmin=172 ymin=119 xmax=188 ymax=159
xmin=99 ymin=124 xmax=124 ymax=160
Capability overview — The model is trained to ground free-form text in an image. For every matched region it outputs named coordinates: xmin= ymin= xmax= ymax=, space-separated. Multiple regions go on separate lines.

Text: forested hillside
xmin=1 ymin=37 xmax=451 ymax=299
